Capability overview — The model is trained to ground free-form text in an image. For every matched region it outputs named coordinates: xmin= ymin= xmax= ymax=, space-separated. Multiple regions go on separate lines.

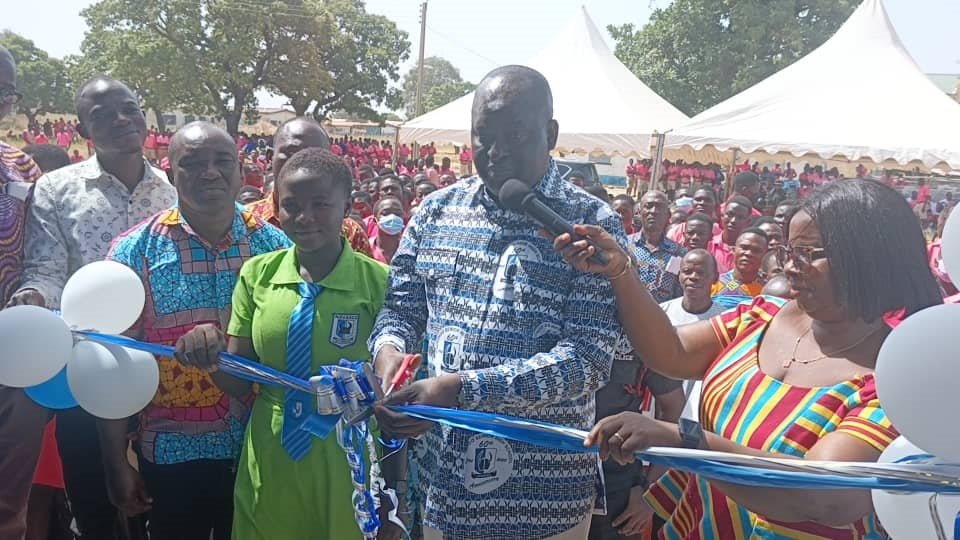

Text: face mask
xmin=379 ymin=213 xmax=405 ymax=236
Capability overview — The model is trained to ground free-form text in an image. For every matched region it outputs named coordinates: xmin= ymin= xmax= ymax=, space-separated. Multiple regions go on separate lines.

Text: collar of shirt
xmin=630 ymin=231 xmax=682 ymax=255
xmin=75 ymin=155 xmax=167 ymax=190
xmin=268 ymin=238 xmax=357 ymax=292
xmin=472 ymin=157 xmax=566 ymax=209
xmin=161 ymin=203 xmax=259 ymax=252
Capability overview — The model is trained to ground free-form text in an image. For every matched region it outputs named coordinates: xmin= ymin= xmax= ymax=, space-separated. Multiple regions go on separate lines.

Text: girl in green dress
xmin=179 ymin=148 xmax=404 ymax=540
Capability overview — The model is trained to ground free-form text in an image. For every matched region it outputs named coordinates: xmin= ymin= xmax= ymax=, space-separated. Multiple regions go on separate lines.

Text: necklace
xmin=784 ymin=324 xmax=882 ymax=368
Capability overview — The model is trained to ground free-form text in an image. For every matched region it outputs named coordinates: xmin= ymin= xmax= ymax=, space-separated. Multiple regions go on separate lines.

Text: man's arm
xmin=458 ymin=210 xmax=628 ymax=410
xmin=368 ymin=206 xmax=429 ymax=383
xmin=15 ymin=176 xmax=68 ymax=307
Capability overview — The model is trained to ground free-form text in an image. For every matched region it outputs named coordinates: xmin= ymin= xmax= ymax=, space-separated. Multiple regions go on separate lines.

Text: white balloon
xmin=872 ymin=436 xmax=960 ymax=539
xmin=67 ymin=340 xmax=159 ymax=420
xmin=61 ymin=261 xmax=145 ymax=334
xmin=0 ymin=306 xmax=74 ymax=387
xmin=942 ymin=207 xmax=960 ymax=279
xmin=876 ymin=304 xmax=960 ymax=461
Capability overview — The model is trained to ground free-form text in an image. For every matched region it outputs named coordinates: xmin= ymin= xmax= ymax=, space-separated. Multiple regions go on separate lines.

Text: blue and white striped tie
xmin=281 ymin=281 xmax=322 ymax=461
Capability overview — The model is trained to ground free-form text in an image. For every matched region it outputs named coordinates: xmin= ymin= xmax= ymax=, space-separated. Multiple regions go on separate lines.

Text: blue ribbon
xmin=393 ymin=404 xmax=960 ymax=494
xmin=73 ymin=332 xmax=387 ymax=538
xmin=70 ymin=332 xmax=960 ymax=496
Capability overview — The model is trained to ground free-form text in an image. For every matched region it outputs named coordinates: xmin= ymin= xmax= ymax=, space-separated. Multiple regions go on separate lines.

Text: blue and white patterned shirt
xmin=370 ymin=160 xmax=627 ymax=539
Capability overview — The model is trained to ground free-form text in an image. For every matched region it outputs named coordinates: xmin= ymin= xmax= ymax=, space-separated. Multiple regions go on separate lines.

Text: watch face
xmin=679 ymin=419 xmax=703 ymax=449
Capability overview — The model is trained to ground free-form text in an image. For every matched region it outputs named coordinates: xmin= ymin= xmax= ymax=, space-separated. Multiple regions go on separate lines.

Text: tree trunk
xmin=22 ymin=109 xmax=38 ymax=130
xmin=224 ymin=112 xmax=241 ymax=138
xmin=151 ymin=108 xmax=165 ymax=131
xmin=291 ymin=98 xmax=309 ymax=117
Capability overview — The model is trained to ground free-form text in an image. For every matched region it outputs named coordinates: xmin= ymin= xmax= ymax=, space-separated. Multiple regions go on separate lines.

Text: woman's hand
xmin=547 ymin=224 xmax=631 ymax=278
xmin=584 ymin=412 xmax=680 ymax=465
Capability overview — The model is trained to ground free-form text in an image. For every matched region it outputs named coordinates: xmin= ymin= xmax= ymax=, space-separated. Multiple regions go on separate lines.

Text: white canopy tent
xmin=664 ymin=0 xmax=960 ymax=172
xmin=399 ymin=7 xmax=689 ymax=156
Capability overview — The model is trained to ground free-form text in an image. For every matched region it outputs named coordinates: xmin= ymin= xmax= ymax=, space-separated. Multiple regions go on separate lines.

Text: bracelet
xmin=609 ymin=256 xmax=633 ymax=281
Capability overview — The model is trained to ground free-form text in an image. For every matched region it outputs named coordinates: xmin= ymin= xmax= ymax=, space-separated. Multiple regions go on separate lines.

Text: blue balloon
xmin=24 ymin=366 xmax=77 ymax=409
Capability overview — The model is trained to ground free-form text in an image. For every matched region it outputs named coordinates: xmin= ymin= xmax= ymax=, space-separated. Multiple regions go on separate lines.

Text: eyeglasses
xmin=0 ymin=87 xmax=22 ymax=105
xmin=775 ymin=245 xmax=827 ymax=270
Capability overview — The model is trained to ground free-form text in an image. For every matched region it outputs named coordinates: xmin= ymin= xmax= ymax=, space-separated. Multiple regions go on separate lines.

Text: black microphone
xmin=498 ymin=178 xmax=610 ymax=266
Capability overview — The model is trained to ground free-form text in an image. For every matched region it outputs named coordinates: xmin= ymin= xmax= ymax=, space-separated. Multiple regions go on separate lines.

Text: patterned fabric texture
xmin=644 ymin=297 xmax=899 ymax=539
xmin=107 ymin=204 xmax=291 ymax=465
xmin=246 ymin=193 xmax=374 ymax=258
xmin=19 ymin=157 xmax=176 ymax=308
xmin=369 ymin=160 xmax=627 ymax=539
xmin=0 ymin=141 xmax=42 ymax=304
xmin=711 ymin=270 xmax=764 ymax=298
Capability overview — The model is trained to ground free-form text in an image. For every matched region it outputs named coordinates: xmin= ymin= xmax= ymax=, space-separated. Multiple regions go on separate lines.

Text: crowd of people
xmin=0 ymin=44 xmax=958 ymax=540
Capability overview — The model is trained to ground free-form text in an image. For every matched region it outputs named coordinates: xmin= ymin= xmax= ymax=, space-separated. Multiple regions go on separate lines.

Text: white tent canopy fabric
xmin=399 ymin=7 xmax=690 ymax=156
xmin=664 ymin=0 xmax=960 ymax=171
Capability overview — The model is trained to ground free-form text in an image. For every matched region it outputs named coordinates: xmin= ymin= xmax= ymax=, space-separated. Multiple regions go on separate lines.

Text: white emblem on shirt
xmin=492 ymin=240 xmax=541 ymax=301
xmin=463 ymin=434 xmax=514 ymax=494
xmin=431 ymin=326 xmax=467 ymax=375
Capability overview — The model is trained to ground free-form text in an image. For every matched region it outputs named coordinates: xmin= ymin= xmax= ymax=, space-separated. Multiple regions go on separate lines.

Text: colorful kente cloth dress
xmin=644 ymin=296 xmax=899 ymax=539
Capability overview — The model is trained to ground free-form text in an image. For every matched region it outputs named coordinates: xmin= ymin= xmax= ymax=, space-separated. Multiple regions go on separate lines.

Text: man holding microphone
xmin=371 ymin=65 xmax=627 ymax=540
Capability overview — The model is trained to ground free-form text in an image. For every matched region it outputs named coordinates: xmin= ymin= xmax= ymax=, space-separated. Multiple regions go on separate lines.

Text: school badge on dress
xmin=329 ymin=313 xmax=360 ymax=348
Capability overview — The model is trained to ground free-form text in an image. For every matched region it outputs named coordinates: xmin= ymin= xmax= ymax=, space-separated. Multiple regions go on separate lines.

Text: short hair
xmin=797 ymin=179 xmax=942 ymax=321
xmin=734 ymin=171 xmax=760 ymax=189
xmin=583 ymin=184 xmax=609 ymax=201
xmin=375 ymin=195 xmax=403 ymax=214
xmin=21 ymin=144 xmax=70 ymax=173
xmin=277 ymin=148 xmax=352 ymax=197
xmin=752 ymin=216 xmax=776 ymax=227
xmin=684 ymin=248 xmax=718 ymax=276
xmin=275 ymin=116 xmax=330 ymax=148
xmin=352 ymin=190 xmax=372 ymax=203
xmin=75 ymin=75 xmax=128 ymax=116
xmin=238 ymin=185 xmax=262 ymax=196
xmin=686 ymin=212 xmax=714 ymax=226
xmin=726 ymin=195 xmax=753 ymax=210
xmin=477 ymin=65 xmax=553 ymax=119
xmin=611 ymin=194 xmax=635 ymax=206
xmin=738 ymin=227 xmax=769 ymax=243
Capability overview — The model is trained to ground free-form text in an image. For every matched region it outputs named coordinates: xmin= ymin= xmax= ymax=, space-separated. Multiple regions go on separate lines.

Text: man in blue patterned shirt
xmin=371 ymin=66 xmax=627 ymax=539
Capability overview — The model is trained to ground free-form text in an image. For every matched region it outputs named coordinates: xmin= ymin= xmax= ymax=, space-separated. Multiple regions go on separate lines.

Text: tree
xmin=422 ymin=81 xmax=474 ymax=115
xmin=401 ymin=56 xmax=470 ymax=117
xmin=79 ymin=0 xmax=409 ymax=136
xmin=69 ymin=30 xmax=199 ymax=131
xmin=0 ymin=31 xmax=73 ymax=127
xmin=609 ymin=0 xmax=858 ymax=116
xmin=266 ymin=0 xmax=410 ymax=121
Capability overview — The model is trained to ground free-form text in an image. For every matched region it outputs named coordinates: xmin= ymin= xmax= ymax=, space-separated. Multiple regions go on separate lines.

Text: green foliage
xmin=0 ymin=31 xmax=73 ymax=125
xmin=422 ymin=81 xmax=474 ymax=116
xmin=609 ymin=0 xmax=859 ymax=116
xmin=78 ymin=0 xmax=410 ymax=135
xmin=401 ymin=56 xmax=470 ymax=117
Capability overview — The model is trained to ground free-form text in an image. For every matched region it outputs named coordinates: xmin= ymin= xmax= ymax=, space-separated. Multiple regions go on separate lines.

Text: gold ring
xmin=611 ymin=432 xmax=625 ymax=445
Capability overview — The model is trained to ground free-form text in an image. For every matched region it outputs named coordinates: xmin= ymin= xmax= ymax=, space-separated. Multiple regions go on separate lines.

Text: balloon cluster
xmin=0 ymin=261 xmax=159 ymax=419
xmin=872 ymin=208 xmax=960 ymax=540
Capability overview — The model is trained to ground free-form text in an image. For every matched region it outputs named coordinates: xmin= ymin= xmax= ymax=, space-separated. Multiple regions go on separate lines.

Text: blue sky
xmin=6 ymin=0 xmax=958 ymax=109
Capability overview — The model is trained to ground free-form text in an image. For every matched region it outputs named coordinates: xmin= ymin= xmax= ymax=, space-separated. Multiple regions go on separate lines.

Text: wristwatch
xmin=678 ymin=418 xmax=705 ymax=450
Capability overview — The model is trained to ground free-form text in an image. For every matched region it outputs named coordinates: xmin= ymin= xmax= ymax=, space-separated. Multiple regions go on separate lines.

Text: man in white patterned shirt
xmin=372 ymin=66 xmax=626 ymax=539
xmin=8 ymin=75 xmax=175 ymax=538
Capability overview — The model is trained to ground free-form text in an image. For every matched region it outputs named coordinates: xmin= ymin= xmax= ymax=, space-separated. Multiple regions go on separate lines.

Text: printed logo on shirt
xmin=492 ymin=240 xmax=542 ymax=301
xmin=329 ymin=313 xmax=360 ymax=349
xmin=431 ymin=326 xmax=467 ymax=375
xmin=463 ymin=435 xmax=514 ymax=494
